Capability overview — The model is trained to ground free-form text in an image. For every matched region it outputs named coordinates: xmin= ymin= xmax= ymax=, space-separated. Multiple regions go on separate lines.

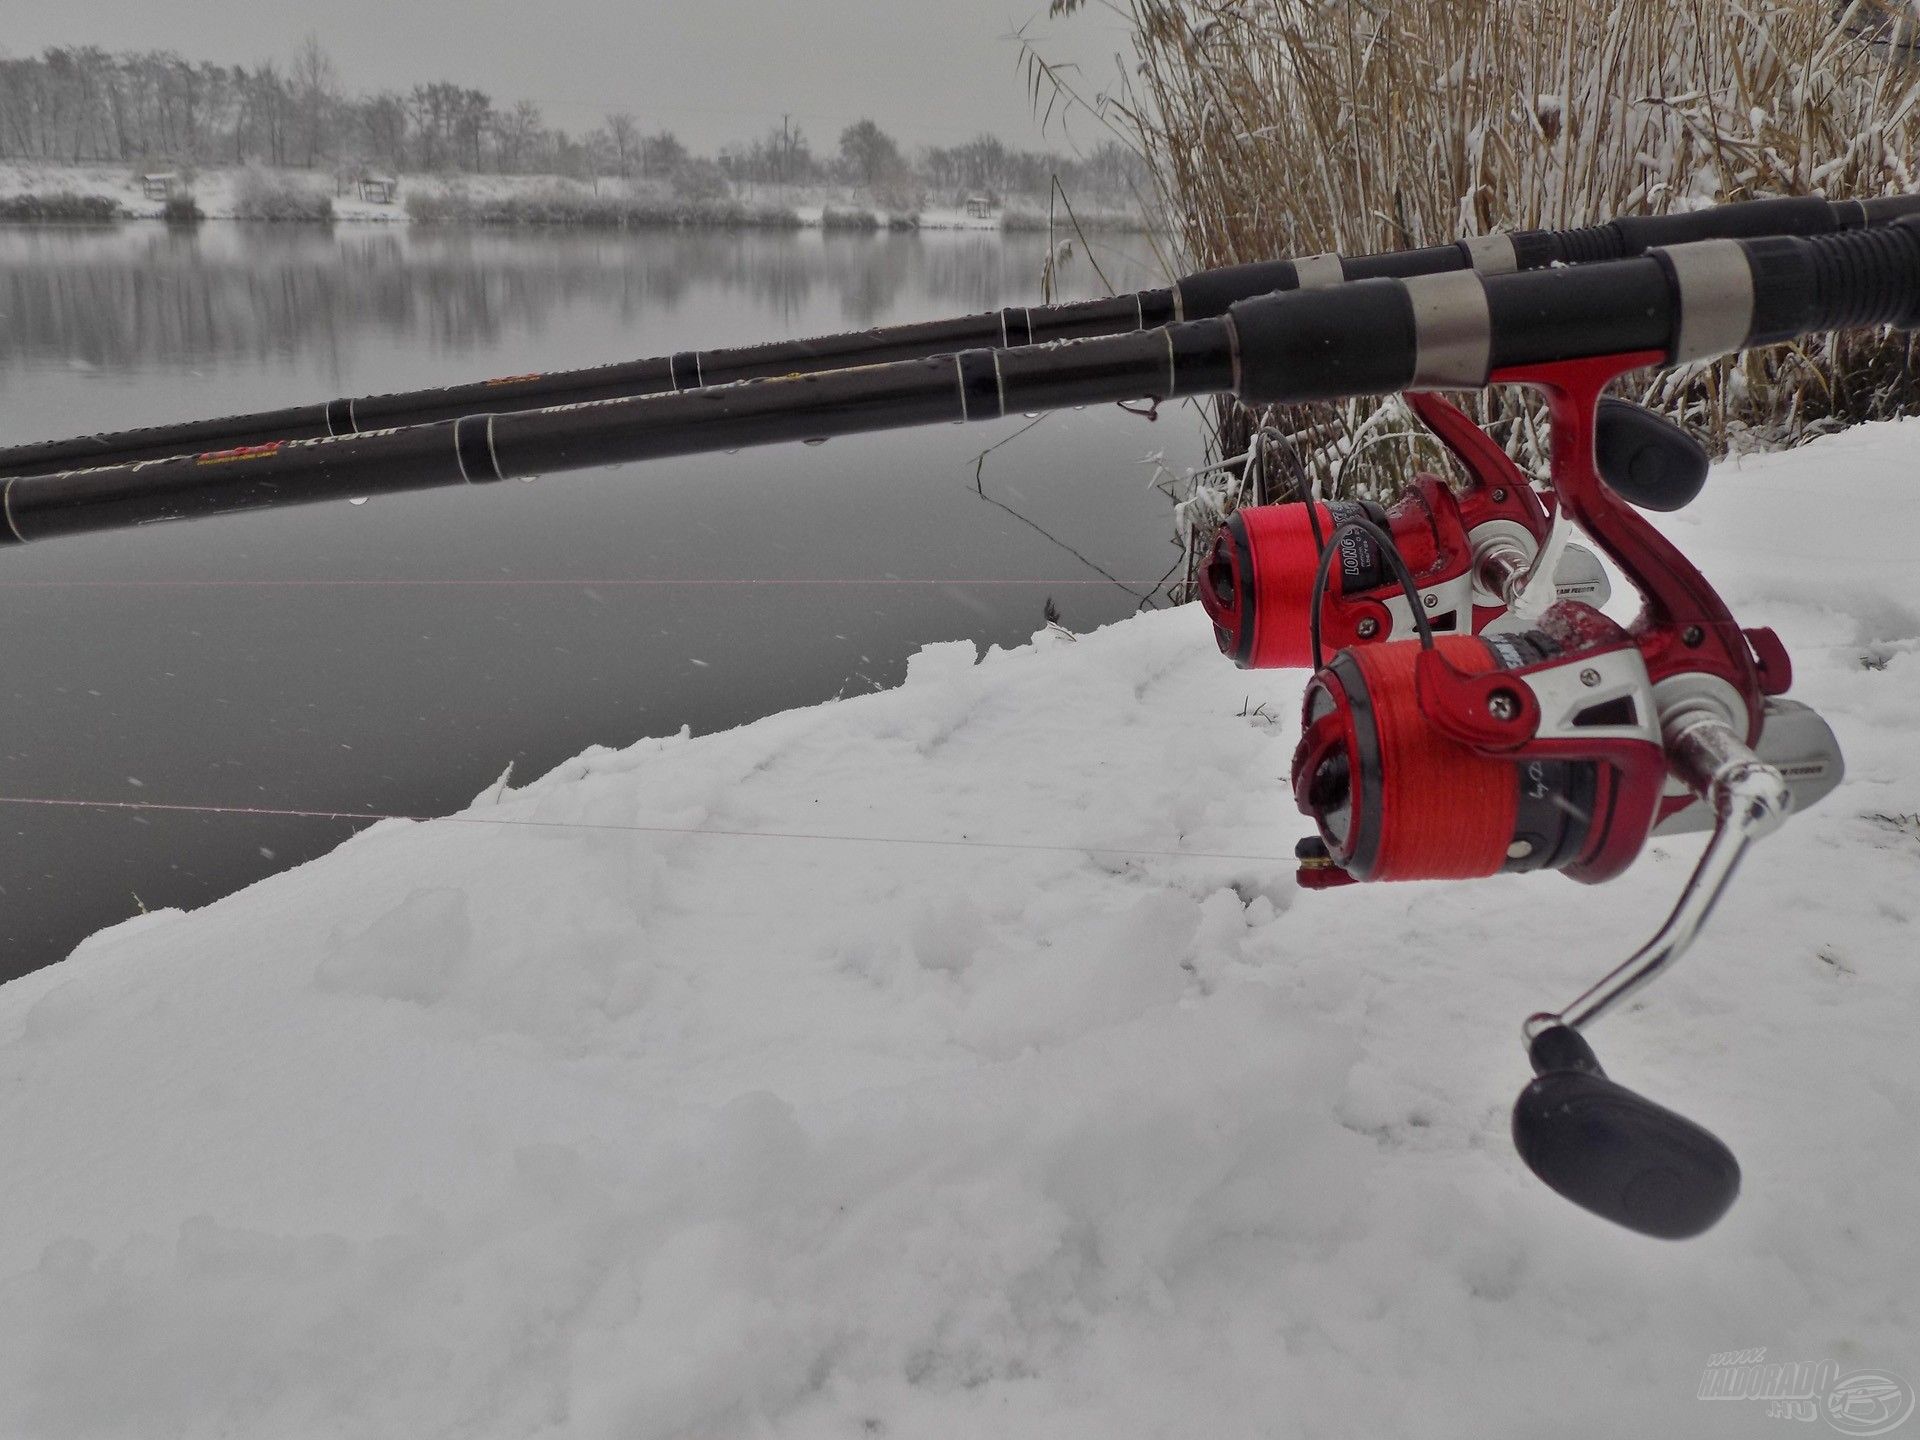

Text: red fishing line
xmin=1354 ymin=636 xmax=1516 ymax=882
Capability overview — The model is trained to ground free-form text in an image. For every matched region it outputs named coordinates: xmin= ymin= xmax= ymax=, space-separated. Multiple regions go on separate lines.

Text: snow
xmin=0 ymin=161 xmax=408 ymax=223
xmin=2 ymin=423 xmax=1918 ymax=1436
xmin=0 ymin=162 xmax=1026 ymax=230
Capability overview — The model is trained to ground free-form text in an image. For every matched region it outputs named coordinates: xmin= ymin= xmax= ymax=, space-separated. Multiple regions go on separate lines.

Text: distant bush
xmin=886 ymin=213 xmax=920 ymax=231
xmin=162 ymin=193 xmax=204 ymax=225
xmin=233 ymin=170 xmax=334 ymax=223
xmin=669 ymin=160 xmax=731 ymax=205
xmin=0 ymin=192 xmax=121 ymax=223
xmin=819 ymin=206 xmax=880 ymax=231
xmin=402 ymin=189 xmax=470 ymax=224
xmin=405 ymin=186 xmax=800 ymax=230
xmin=998 ymin=205 xmax=1142 ymax=235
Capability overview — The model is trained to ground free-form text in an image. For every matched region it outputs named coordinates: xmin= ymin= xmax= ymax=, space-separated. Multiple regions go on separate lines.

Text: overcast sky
xmin=2 ymin=1 xmax=1140 ymax=152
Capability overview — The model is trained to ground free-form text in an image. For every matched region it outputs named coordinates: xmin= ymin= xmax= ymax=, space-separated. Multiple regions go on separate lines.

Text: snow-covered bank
xmin=0 ymin=162 xmax=1139 ymax=232
xmin=2 ymin=424 xmax=1917 ymax=1437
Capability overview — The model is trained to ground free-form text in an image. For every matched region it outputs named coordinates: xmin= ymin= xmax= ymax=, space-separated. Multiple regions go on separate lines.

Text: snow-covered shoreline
xmin=0 ymin=161 xmax=1136 ymax=232
xmin=2 ymin=426 xmax=1916 ymax=1436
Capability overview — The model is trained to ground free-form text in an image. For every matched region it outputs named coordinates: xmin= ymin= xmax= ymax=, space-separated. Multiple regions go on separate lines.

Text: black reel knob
xmin=1511 ymin=1025 xmax=1740 ymax=1239
xmin=1594 ymin=399 xmax=1709 ymax=512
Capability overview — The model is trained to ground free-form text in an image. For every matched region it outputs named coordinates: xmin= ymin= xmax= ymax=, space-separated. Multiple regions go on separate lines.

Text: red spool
xmin=1295 ymin=635 xmax=1518 ymax=882
xmin=1198 ymin=502 xmax=1336 ymax=669
xmin=1198 ymin=480 xmax=1471 ymax=671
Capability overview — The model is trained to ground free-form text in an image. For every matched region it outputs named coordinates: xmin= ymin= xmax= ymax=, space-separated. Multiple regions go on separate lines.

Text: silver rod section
xmin=1523 ymin=712 xmax=1792 ymax=1042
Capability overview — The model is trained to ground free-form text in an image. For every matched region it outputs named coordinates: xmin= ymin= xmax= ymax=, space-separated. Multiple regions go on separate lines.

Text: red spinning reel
xmin=1277 ymin=355 xmax=1844 ymax=1238
xmin=1194 ymin=390 xmax=1728 ymax=666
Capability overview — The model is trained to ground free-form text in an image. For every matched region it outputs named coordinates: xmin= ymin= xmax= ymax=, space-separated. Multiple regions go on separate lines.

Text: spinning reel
xmin=1196 ymin=391 xmax=1718 ymax=666
xmin=1279 ymin=355 xmax=1845 ymax=1238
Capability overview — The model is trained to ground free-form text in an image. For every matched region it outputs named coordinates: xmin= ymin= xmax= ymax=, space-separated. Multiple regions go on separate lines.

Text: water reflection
xmin=0 ymin=226 xmax=1137 ymax=377
xmin=0 ymin=225 xmax=1194 ymax=981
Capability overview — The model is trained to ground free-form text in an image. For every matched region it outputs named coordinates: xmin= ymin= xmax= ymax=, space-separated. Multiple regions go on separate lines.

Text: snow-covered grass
xmin=1 ymin=424 xmax=1917 ymax=1436
xmin=0 ymin=161 xmax=393 ymax=224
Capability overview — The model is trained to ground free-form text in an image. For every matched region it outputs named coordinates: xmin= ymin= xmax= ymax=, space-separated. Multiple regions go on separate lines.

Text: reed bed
xmin=1048 ymin=0 xmax=1920 ymax=529
xmin=0 ymin=193 xmax=121 ymax=223
xmin=404 ymin=188 xmax=803 ymax=230
xmin=819 ymin=206 xmax=883 ymax=231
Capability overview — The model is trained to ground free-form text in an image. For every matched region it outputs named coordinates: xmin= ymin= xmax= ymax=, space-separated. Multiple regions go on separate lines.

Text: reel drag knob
xmin=1512 ymin=1025 xmax=1740 ymax=1239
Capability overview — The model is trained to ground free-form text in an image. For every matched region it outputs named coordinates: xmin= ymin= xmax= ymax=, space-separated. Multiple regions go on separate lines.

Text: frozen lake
xmin=0 ymin=223 xmax=1199 ymax=978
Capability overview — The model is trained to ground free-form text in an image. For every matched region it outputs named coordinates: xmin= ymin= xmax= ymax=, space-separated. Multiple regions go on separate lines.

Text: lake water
xmin=0 ymin=223 xmax=1202 ymax=980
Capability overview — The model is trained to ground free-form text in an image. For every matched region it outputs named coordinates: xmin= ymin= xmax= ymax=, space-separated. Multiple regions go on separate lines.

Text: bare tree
xmin=605 ymin=112 xmax=640 ymax=180
xmin=291 ymin=35 xmax=338 ymax=168
xmin=642 ymin=130 xmax=687 ymax=179
xmin=582 ymin=126 xmax=620 ymax=190
xmin=250 ymin=62 xmax=290 ymax=167
xmin=495 ymin=99 xmax=542 ymax=173
xmin=407 ymin=82 xmax=462 ymax=171
xmin=837 ymin=118 xmax=903 ymax=189
xmin=357 ymin=92 xmax=408 ymax=172
xmin=453 ymin=88 xmax=490 ymax=171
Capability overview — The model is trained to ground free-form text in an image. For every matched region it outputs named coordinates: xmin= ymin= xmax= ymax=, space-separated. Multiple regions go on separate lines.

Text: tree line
xmin=0 ymin=41 xmax=1146 ymax=200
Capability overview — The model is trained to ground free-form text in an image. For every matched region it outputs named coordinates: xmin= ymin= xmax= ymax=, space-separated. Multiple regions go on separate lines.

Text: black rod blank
xmin=3 ymin=195 xmax=1915 ymax=481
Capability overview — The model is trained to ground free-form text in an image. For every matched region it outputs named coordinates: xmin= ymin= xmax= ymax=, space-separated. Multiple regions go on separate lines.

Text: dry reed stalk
xmin=1040 ymin=0 xmax=1920 ymax=536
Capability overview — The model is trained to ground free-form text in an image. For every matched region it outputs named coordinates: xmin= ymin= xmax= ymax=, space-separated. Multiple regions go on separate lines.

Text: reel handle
xmin=1513 ymin=714 xmax=1788 ymax=1237
xmin=1532 ymin=712 xmax=1790 ymax=1034
xmin=1513 ymin=1026 xmax=1740 ymax=1239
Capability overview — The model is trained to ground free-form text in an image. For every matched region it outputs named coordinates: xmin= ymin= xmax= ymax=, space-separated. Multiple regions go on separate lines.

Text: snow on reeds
xmin=1053 ymin=0 xmax=1920 ymax=503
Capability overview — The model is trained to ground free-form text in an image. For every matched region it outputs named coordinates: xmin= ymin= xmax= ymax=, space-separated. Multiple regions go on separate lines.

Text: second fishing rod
xmin=9 ymin=220 xmax=1920 ymax=544
xmin=4 ymin=193 xmax=1918 ymax=480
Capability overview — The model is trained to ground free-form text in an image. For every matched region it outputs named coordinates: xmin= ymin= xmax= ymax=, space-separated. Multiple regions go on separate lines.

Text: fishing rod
xmin=3 ymin=192 xmax=1917 ymax=481
xmin=6 ymin=221 xmax=1915 ymax=542
xmin=13 ymin=218 xmax=1920 ymax=1238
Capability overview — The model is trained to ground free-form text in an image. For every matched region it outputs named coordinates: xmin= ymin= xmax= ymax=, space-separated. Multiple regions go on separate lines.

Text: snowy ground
xmin=0 ymin=162 xmax=1060 ymax=230
xmin=1 ymin=423 xmax=1917 ymax=1437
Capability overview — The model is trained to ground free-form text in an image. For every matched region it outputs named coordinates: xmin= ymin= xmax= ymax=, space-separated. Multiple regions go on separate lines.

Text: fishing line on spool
xmin=1296 ymin=513 xmax=1519 ymax=879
